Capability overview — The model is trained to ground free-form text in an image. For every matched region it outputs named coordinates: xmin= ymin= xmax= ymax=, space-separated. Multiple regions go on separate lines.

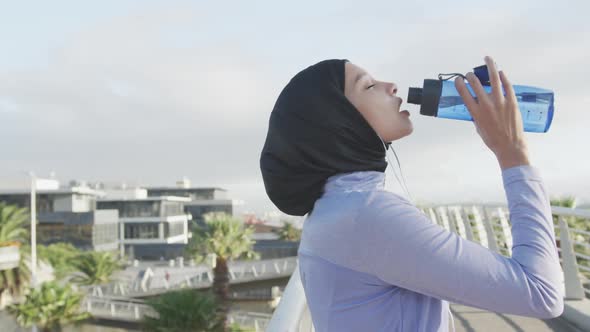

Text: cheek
xmin=354 ymin=95 xmax=399 ymax=131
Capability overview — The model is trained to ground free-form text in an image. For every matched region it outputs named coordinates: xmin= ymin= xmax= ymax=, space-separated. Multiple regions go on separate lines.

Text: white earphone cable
xmin=377 ymin=137 xmax=456 ymax=332
xmin=378 ymin=138 xmax=414 ymax=205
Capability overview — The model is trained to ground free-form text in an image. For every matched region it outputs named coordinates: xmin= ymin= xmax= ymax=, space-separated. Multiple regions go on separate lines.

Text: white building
xmin=97 ymin=196 xmax=192 ymax=260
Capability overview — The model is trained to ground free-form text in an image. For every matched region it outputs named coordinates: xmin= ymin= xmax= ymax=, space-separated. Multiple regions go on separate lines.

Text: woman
xmin=259 ymin=56 xmax=563 ymax=331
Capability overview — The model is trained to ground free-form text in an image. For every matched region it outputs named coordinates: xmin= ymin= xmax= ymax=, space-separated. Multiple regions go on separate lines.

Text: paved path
xmin=449 ymin=304 xmax=585 ymax=332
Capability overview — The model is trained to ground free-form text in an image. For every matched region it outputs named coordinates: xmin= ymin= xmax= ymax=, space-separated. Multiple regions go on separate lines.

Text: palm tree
xmin=70 ymin=251 xmax=121 ymax=286
xmin=186 ymin=212 xmax=260 ymax=332
xmin=37 ymin=243 xmax=81 ymax=280
xmin=7 ymin=281 xmax=90 ymax=332
xmin=0 ymin=202 xmax=30 ymax=300
xmin=277 ymin=220 xmax=302 ymax=242
xmin=143 ymin=289 xmax=225 ymax=332
xmin=551 ymin=195 xmax=590 ymax=273
xmin=0 ymin=202 xmax=29 ymax=245
xmin=550 ymin=195 xmax=587 ymax=230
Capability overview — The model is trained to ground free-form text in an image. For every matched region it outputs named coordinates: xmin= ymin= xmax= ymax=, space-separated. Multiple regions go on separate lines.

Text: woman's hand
xmin=454 ymin=56 xmax=530 ymax=170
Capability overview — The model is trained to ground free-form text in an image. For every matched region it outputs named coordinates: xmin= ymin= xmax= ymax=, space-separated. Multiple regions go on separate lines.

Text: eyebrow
xmin=354 ymin=72 xmax=368 ymax=86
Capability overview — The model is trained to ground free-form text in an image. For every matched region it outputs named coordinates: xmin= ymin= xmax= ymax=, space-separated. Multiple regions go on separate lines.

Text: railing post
xmin=120 ymin=282 xmax=127 ymax=296
xmin=481 ymin=207 xmax=501 ymax=253
xmin=252 ymin=266 xmax=259 ymax=278
xmin=497 ymin=207 xmax=513 ymax=256
xmin=450 ymin=206 xmax=469 ymax=240
xmin=470 ymin=206 xmax=489 ymax=249
xmin=427 ymin=208 xmax=438 ymax=225
xmin=266 ymin=264 xmax=312 ymax=332
xmin=459 ymin=206 xmax=475 ymax=241
xmin=436 ymin=206 xmax=451 ymax=232
xmin=298 ymin=303 xmax=316 ymax=332
xmin=558 ymin=216 xmax=585 ymax=300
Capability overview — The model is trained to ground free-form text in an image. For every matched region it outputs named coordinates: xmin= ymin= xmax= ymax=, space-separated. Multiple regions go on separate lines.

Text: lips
xmin=396 ymin=97 xmax=408 ymax=115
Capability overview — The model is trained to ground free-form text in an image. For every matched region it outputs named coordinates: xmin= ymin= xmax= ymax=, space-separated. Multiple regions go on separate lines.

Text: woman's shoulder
xmin=361 ymin=189 xmax=414 ymax=209
xmin=308 ymin=189 xmax=415 ymax=224
xmin=352 ymin=189 xmax=421 ymax=224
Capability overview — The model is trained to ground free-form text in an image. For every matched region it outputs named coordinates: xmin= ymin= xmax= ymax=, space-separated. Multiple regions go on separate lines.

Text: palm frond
xmin=70 ymin=251 xmax=121 ymax=286
xmin=7 ymin=281 xmax=90 ymax=330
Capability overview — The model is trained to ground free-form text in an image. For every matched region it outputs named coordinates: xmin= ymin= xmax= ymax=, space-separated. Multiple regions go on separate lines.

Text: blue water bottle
xmin=407 ymin=65 xmax=555 ymax=133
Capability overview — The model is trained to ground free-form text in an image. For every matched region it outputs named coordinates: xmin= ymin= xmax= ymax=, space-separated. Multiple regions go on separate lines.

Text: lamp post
xmin=28 ymin=171 xmax=38 ymax=332
xmin=28 ymin=172 xmax=37 ymax=288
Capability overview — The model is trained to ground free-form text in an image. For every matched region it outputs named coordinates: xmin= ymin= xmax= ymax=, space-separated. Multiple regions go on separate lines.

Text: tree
xmin=186 ymin=212 xmax=260 ymax=332
xmin=70 ymin=251 xmax=121 ymax=286
xmin=277 ymin=220 xmax=302 ymax=242
xmin=7 ymin=281 xmax=90 ymax=332
xmin=550 ymin=195 xmax=587 ymax=230
xmin=551 ymin=195 xmax=590 ymax=275
xmin=143 ymin=289 xmax=225 ymax=332
xmin=0 ymin=202 xmax=30 ymax=300
xmin=0 ymin=202 xmax=29 ymax=245
xmin=37 ymin=243 xmax=81 ymax=280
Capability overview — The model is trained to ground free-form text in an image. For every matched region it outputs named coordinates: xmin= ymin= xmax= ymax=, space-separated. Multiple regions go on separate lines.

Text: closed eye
xmin=366 ymin=84 xmax=375 ymax=90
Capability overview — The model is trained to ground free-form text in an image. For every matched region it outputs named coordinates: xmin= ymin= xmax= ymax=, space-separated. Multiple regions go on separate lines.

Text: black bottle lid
xmin=408 ymin=87 xmax=423 ymax=105
xmin=407 ymin=79 xmax=442 ymax=117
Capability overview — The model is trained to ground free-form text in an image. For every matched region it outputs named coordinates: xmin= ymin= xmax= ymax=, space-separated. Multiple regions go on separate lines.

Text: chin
xmin=387 ymin=126 xmax=413 ymax=142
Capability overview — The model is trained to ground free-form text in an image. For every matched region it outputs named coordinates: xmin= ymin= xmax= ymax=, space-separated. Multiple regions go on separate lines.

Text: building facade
xmin=146 ymin=186 xmax=236 ymax=226
xmin=96 ymin=196 xmax=192 ymax=260
xmin=0 ymin=184 xmax=120 ymax=252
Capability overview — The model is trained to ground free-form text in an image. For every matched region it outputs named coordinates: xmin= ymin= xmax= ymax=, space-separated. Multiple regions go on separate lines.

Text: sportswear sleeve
xmin=358 ymin=165 xmax=564 ymax=318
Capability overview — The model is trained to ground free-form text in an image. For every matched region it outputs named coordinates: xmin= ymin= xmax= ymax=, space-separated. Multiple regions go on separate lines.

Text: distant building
xmin=244 ymin=215 xmax=300 ymax=259
xmin=146 ymin=181 xmax=237 ymax=227
xmin=37 ymin=210 xmax=119 ymax=252
xmin=0 ymin=185 xmax=101 ymax=214
xmin=0 ymin=183 xmax=120 ymax=252
xmin=96 ymin=196 xmax=192 ymax=260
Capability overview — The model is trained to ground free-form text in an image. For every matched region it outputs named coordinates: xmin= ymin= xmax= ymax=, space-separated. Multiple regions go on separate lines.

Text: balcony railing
xmin=266 ymin=204 xmax=590 ymax=332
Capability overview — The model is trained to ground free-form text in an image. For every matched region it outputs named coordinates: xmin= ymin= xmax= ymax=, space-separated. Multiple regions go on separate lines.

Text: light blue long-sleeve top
xmin=297 ymin=165 xmax=564 ymax=332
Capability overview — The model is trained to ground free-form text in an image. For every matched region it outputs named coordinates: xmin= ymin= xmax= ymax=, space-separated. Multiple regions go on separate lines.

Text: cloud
xmin=1 ymin=1 xmax=589 ymax=214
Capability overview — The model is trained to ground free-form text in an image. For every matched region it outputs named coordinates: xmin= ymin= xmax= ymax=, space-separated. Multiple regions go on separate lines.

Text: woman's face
xmin=344 ymin=62 xmax=413 ymax=143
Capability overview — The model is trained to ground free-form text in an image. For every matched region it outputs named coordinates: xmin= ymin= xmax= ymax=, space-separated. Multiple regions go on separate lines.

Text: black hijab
xmin=259 ymin=59 xmax=391 ymax=216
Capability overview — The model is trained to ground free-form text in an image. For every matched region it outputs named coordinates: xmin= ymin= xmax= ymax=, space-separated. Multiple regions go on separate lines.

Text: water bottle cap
xmin=407 ymin=87 xmax=423 ymax=105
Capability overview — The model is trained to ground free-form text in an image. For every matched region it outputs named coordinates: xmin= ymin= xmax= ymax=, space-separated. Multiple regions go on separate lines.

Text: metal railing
xmin=266 ymin=204 xmax=590 ymax=332
xmin=84 ymin=256 xmax=297 ymax=298
xmin=83 ymin=295 xmax=272 ymax=330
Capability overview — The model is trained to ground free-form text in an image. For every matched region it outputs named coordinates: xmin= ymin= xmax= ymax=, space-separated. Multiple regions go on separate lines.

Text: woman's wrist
xmin=496 ymin=149 xmax=531 ymax=171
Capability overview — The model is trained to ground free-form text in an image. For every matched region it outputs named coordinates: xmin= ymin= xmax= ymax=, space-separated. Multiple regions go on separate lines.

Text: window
xmin=124 ymin=223 xmax=159 ymax=239
xmin=165 ymin=221 xmax=185 ymax=237
xmin=93 ymin=223 xmax=119 ymax=245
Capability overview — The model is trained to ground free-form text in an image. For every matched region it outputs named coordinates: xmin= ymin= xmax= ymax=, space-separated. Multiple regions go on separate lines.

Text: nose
xmin=388 ymin=82 xmax=398 ymax=95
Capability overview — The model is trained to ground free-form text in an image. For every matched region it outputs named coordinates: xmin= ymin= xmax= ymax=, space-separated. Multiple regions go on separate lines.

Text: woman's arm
xmin=357 ymin=164 xmax=564 ymax=318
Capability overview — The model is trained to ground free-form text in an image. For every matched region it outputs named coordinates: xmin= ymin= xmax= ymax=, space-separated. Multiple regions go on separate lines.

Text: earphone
xmin=377 ymin=136 xmax=414 ymax=204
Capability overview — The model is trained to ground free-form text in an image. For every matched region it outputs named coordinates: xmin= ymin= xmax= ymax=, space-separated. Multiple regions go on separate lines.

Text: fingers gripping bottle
xmin=407 ymin=64 xmax=555 ymax=133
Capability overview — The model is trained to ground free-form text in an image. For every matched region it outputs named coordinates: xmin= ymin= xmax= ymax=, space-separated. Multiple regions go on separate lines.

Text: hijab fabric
xmin=259 ymin=59 xmax=391 ymax=216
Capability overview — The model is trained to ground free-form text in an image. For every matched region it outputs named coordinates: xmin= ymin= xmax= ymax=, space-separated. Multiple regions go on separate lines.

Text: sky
xmin=1 ymin=0 xmax=589 ymax=215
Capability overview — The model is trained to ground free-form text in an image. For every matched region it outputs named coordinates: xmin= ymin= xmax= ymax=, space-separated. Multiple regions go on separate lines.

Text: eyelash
xmin=366 ymin=84 xmax=375 ymax=90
